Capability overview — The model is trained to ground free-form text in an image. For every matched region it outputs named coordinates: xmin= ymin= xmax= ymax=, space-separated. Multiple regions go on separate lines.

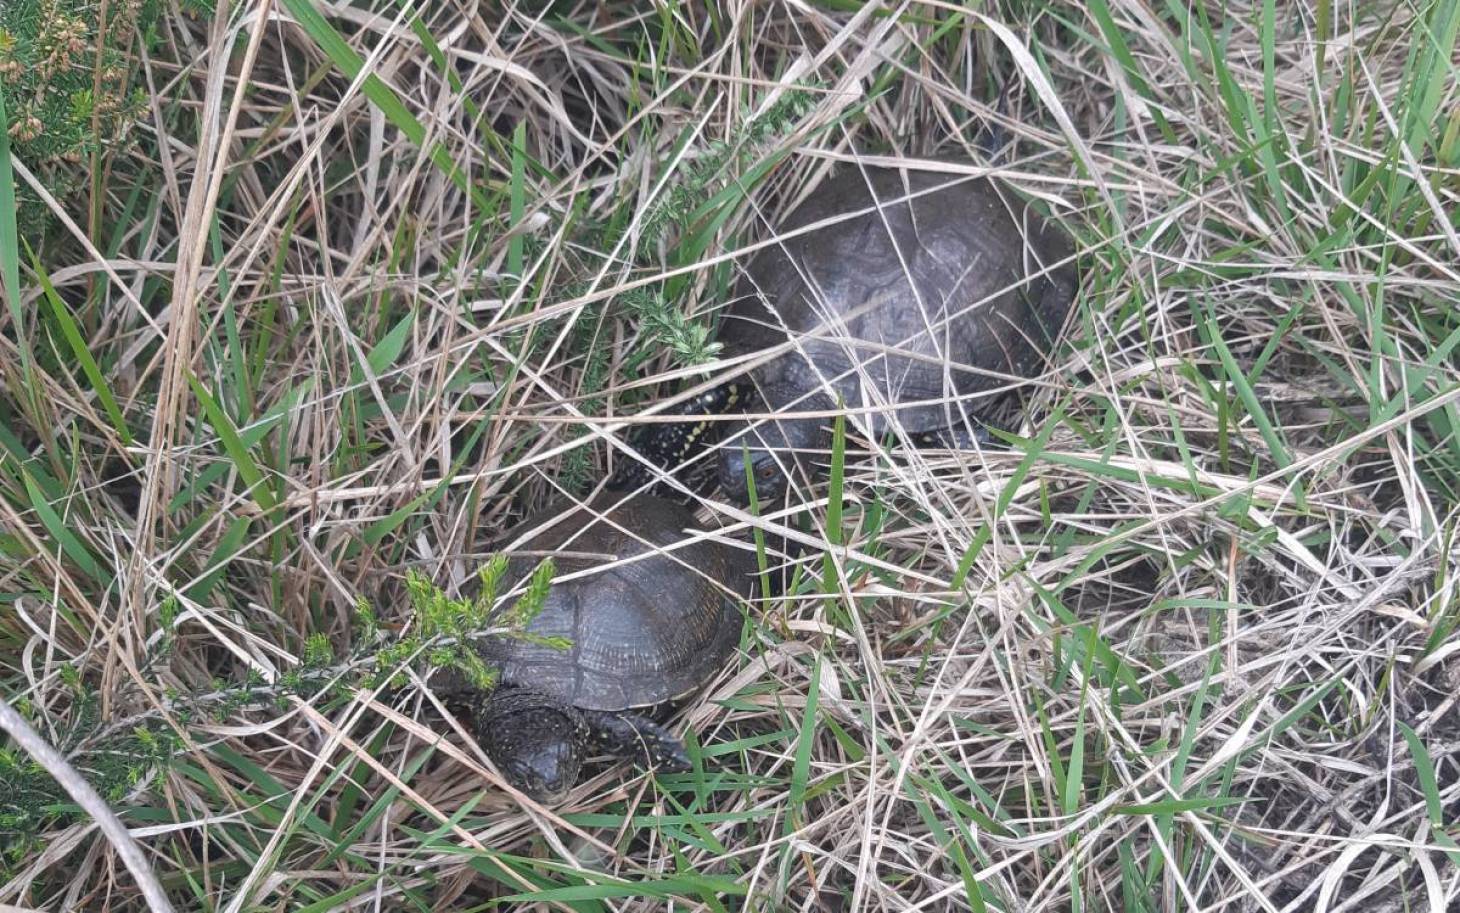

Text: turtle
xmin=711 ymin=161 xmax=1079 ymax=502
xmin=611 ymin=159 xmax=1078 ymax=502
xmin=466 ymin=492 xmax=749 ymax=805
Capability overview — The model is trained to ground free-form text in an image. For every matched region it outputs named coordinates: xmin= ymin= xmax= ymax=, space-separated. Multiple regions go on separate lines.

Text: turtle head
xmin=608 ymin=383 xmax=746 ymax=491
xmin=717 ymin=414 xmax=825 ymax=504
xmin=474 ymin=688 xmax=587 ymax=806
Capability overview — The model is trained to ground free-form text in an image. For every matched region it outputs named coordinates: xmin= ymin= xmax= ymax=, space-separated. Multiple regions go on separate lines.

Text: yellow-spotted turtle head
xmin=608 ymin=383 xmax=748 ymax=492
xmin=474 ymin=687 xmax=587 ymax=805
xmin=715 ymin=405 xmax=828 ymax=504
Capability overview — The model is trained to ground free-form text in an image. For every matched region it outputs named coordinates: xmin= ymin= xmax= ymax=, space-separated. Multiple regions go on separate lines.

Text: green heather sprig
xmin=1 ymin=677 xmax=178 ymax=868
xmin=0 ymin=554 xmax=559 ymax=859
xmin=620 ymin=286 xmax=721 ymax=368
xmin=374 ymin=555 xmax=558 ymax=690
xmin=0 ymin=0 xmax=211 ymax=237
xmin=640 ymin=87 xmax=816 ymax=251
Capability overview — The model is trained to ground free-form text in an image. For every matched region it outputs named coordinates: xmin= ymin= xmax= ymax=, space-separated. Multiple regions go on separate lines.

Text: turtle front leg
xmin=580 ymin=710 xmax=692 ymax=774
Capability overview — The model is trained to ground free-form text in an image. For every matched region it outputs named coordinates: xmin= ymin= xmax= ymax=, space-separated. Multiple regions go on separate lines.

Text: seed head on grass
xmin=0 ymin=0 xmax=168 ymax=238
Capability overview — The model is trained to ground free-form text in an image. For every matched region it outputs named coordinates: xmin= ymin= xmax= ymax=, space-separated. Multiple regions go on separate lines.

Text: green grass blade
xmin=29 ymin=246 xmax=132 ymax=444
xmin=22 ymin=470 xmax=108 ymax=584
xmin=187 ymin=373 xmax=278 ymax=513
xmin=1399 ymin=722 xmax=1443 ymax=826
xmin=0 ymin=89 xmax=30 ymax=377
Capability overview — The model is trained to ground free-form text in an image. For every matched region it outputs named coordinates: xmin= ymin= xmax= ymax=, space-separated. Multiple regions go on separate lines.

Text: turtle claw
xmin=650 ymin=739 xmax=692 ymax=774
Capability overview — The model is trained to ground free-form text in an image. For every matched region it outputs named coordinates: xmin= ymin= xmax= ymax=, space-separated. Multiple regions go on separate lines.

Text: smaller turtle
xmin=467 ymin=493 xmax=749 ymax=804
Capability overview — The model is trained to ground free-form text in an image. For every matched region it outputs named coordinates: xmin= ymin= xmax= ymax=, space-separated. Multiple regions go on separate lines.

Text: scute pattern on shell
xmin=719 ymin=162 xmax=1077 ymax=434
xmin=478 ymin=494 xmax=747 ymax=712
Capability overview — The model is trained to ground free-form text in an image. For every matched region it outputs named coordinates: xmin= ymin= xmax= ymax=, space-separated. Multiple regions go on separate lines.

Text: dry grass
xmin=2 ymin=1 xmax=1459 ymax=910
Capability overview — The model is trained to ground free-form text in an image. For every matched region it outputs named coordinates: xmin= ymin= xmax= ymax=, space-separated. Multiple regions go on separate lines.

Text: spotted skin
xmin=608 ymin=383 xmax=746 ymax=492
xmin=582 ymin=709 xmax=692 ymax=773
xmin=474 ymin=686 xmax=589 ymax=805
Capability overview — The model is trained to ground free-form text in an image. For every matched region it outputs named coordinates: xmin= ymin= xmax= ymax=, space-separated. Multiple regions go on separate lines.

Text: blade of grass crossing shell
xmin=29 ymin=246 xmax=131 ymax=443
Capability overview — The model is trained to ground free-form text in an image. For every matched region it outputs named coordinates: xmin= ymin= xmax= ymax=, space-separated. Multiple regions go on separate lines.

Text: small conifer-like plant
xmin=0 ymin=0 xmax=171 ymax=237
xmin=0 ymin=556 xmax=555 ymax=870
xmin=639 ymin=87 xmax=817 ymax=255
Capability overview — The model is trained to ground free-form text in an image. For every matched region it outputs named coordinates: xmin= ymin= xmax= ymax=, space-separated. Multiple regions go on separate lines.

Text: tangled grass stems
xmin=0 ymin=0 xmax=1457 ymax=910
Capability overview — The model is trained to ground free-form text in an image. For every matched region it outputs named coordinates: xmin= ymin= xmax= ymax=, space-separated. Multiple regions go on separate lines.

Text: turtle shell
xmin=719 ymin=162 xmax=1077 ymax=434
xmin=479 ymin=493 xmax=746 ymax=713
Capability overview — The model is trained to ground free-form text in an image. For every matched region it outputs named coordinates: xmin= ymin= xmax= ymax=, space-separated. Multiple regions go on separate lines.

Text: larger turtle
xmin=467 ymin=492 xmax=749 ymax=805
xmin=612 ymin=160 xmax=1077 ymax=500
xmin=711 ymin=160 xmax=1079 ymax=502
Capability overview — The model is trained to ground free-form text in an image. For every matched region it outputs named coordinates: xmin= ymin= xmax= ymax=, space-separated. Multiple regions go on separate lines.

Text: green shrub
xmin=0 ymin=0 xmax=166 ymax=239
